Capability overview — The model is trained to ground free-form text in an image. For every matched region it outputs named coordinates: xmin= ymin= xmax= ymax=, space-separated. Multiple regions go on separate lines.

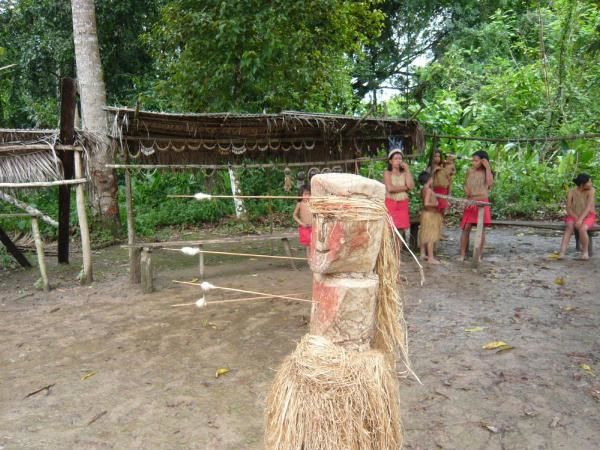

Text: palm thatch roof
xmin=0 ymin=129 xmax=64 ymax=185
xmin=107 ymin=108 xmax=424 ymax=166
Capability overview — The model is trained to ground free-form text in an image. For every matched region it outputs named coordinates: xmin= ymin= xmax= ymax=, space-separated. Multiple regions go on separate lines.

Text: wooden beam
xmin=58 ymin=77 xmax=77 ymax=264
xmin=426 ymin=133 xmax=600 ymax=143
xmin=31 ymin=217 xmax=49 ymax=292
xmin=74 ymin=152 xmax=93 ymax=284
xmin=0 ymin=227 xmax=31 ymax=268
xmin=0 ymin=144 xmax=83 ymax=153
xmin=0 ymin=179 xmax=87 ymax=188
xmin=121 ymin=233 xmax=298 ymax=249
xmin=141 ymin=248 xmax=153 ymax=293
xmin=0 ymin=190 xmax=58 ymax=227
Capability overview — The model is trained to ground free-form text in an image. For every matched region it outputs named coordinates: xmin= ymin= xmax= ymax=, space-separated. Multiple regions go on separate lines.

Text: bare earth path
xmin=1 ymin=228 xmax=598 ymax=449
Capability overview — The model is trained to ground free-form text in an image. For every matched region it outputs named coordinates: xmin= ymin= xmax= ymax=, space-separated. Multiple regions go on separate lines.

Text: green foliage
xmin=144 ymin=0 xmax=383 ymax=113
xmin=0 ymin=0 xmax=161 ymax=128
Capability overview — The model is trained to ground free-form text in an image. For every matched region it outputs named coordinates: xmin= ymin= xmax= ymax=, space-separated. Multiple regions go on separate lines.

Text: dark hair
xmin=297 ymin=184 xmax=310 ymax=201
xmin=573 ymin=173 xmax=591 ymax=186
xmin=427 ymin=148 xmax=444 ymax=172
xmin=387 ymin=152 xmax=404 ymax=172
xmin=418 ymin=171 xmax=431 ymax=186
xmin=472 ymin=150 xmax=489 ymax=161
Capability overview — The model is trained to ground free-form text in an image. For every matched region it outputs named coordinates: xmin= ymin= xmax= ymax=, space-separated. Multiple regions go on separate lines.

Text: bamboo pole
xmin=30 ymin=217 xmax=49 ymax=292
xmin=425 ymin=132 xmax=600 ymax=143
xmin=162 ymin=247 xmax=307 ymax=260
xmin=0 ymin=144 xmax=83 ymax=153
xmin=105 ymin=155 xmax=417 ymax=171
xmin=0 ymin=191 xmax=58 ymax=227
xmin=173 ymin=280 xmax=313 ymax=303
xmin=0 ymin=179 xmax=87 ymax=188
xmin=74 ymin=152 xmax=93 ymax=284
xmin=124 ymin=168 xmax=140 ymax=283
xmin=170 ymin=292 xmax=309 ymax=307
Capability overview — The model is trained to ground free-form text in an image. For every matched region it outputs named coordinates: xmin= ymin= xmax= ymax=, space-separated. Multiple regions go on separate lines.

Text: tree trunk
xmin=71 ymin=0 xmax=120 ymax=234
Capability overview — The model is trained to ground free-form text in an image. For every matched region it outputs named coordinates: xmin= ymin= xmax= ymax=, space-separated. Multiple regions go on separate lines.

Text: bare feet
xmin=457 ymin=255 xmax=465 ymax=262
xmin=427 ymin=257 xmax=441 ymax=265
xmin=579 ymin=253 xmax=590 ymax=260
xmin=557 ymin=252 xmax=565 ymax=260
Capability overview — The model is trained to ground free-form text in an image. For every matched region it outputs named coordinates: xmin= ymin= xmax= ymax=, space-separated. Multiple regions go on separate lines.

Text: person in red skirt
xmin=427 ymin=149 xmax=456 ymax=214
xmin=459 ymin=150 xmax=494 ymax=261
xmin=293 ymin=185 xmax=312 ymax=250
xmin=558 ymin=173 xmax=596 ymax=260
xmin=384 ymin=148 xmax=414 ymax=233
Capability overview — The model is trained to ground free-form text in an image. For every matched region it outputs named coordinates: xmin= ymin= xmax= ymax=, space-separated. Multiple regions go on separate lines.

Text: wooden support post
xmin=74 ymin=151 xmax=93 ymax=284
xmin=124 ymin=168 xmax=139 ymax=283
xmin=57 ymin=78 xmax=77 ymax=264
xmin=472 ymin=205 xmax=485 ymax=267
xmin=30 ymin=217 xmax=49 ymax=292
xmin=0 ymin=227 xmax=31 ymax=268
xmin=198 ymin=245 xmax=205 ymax=280
xmin=141 ymin=247 xmax=153 ymax=293
xmin=130 ymin=248 xmax=141 ymax=284
xmin=281 ymin=238 xmax=298 ymax=270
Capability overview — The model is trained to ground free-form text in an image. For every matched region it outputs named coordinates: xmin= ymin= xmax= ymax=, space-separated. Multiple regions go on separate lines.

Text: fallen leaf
xmin=465 ymin=326 xmax=485 ymax=332
xmin=516 ymin=232 xmax=525 ymax=237
xmin=81 ymin=371 xmax=96 ymax=381
xmin=549 ymin=416 xmax=560 ymax=428
xmin=547 ymin=252 xmax=561 ymax=261
xmin=561 ymin=305 xmax=576 ymax=312
xmin=554 ymin=277 xmax=565 ymax=286
xmin=495 ymin=345 xmax=514 ymax=353
xmin=481 ymin=423 xmax=499 ymax=433
xmin=215 ymin=368 xmax=230 ymax=378
xmin=190 ymin=278 xmax=199 ymax=283
xmin=483 ymin=341 xmax=508 ymax=350
xmin=581 ymin=364 xmax=595 ymax=376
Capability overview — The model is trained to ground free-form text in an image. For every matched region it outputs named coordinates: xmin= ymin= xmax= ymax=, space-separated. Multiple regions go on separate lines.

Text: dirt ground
xmin=1 ymin=227 xmax=599 ymax=449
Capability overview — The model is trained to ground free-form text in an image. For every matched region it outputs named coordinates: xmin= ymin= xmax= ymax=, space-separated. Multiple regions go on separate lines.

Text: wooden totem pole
xmin=265 ymin=173 xmax=406 ymax=450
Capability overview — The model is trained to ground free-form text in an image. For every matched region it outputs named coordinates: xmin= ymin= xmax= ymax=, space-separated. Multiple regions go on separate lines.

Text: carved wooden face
xmin=309 ymin=214 xmax=384 ymax=274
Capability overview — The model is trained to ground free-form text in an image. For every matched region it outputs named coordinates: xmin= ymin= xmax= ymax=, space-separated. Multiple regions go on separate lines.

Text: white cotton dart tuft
xmin=180 ymin=246 xmax=201 ymax=256
xmin=195 ymin=297 xmax=207 ymax=308
xmin=194 ymin=192 xmax=213 ymax=200
xmin=200 ymin=281 xmax=215 ymax=292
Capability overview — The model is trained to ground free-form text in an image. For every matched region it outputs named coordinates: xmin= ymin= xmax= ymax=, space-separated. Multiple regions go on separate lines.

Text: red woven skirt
xmin=460 ymin=199 xmax=491 ymax=229
xmin=565 ymin=212 xmax=596 ymax=228
xmin=433 ymin=186 xmax=449 ymax=211
xmin=385 ymin=198 xmax=410 ymax=230
xmin=298 ymin=226 xmax=312 ymax=247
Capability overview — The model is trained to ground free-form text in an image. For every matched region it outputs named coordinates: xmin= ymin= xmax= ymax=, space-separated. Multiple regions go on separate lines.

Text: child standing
xmin=418 ymin=171 xmax=443 ymax=264
xmin=428 ymin=149 xmax=456 ymax=213
xmin=293 ymin=185 xmax=312 ymax=247
xmin=384 ymin=148 xmax=414 ymax=233
xmin=459 ymin=150 xmax=494 ymax=261
xmin=559 ymin=173 xmax=596 ymax=260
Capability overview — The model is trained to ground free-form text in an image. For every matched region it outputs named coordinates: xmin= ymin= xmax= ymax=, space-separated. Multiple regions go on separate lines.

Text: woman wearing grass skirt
xmin=384 ymin=148 xmax=414 ymax=233
xmin=418 ymin=171 xmax=443 ymax=264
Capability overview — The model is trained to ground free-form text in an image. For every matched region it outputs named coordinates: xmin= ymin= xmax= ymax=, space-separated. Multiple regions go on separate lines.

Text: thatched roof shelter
xmin=107 ymin=108 xmax=424 ymax=166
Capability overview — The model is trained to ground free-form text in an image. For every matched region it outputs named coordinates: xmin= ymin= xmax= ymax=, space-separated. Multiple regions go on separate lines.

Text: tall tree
xmin=71 ymin=0 xmax=119 ymax=232
xmin=145 ymin=0 xmax=383 ymax=113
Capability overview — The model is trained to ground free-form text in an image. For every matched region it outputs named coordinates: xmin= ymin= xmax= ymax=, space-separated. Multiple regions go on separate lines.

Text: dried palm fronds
xmin=0 ymin=150 xmax=63 ymax=185
xmin=264 ymin=334 xmax=402 ymax=450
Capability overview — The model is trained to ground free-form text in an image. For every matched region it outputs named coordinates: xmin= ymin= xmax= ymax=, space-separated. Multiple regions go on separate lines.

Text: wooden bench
xmin=122 ymin=232 xmax=299 ymax=293
xmin=492 ymin=220 xmax=598 ymax=256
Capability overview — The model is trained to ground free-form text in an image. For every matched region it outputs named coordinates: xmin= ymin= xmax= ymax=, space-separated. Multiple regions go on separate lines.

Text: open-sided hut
xmin=106 ymin=108 xmax=424 ymax=168
xmin=0 ymin=127 xmax=93 ymax=288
